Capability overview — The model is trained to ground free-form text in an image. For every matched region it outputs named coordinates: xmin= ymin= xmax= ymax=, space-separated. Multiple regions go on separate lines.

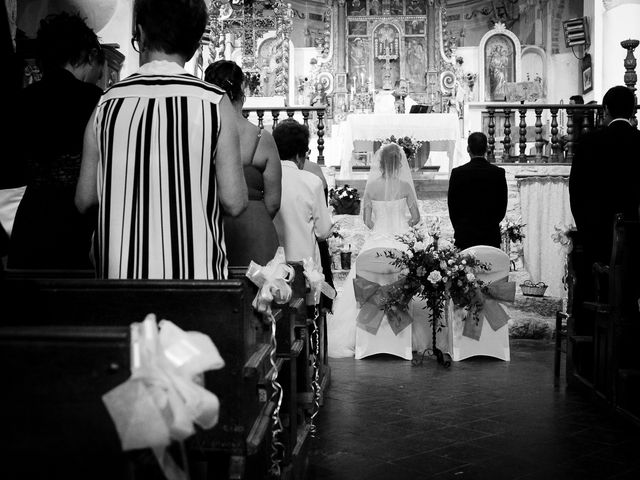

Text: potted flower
xmin=329 ymin=185 xmax=361 ymax=215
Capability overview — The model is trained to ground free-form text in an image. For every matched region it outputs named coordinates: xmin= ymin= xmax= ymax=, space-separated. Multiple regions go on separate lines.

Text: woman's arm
xmin=215 ymin=96 xmax=248 ymax=217
xmin=259 ymin=131 xmax=282 ymax=218
xmin=362 ymin=193 xmax=373 ymax=229
xmin=75 ymin=109 xmax=99 ymax=214
xmin=405 ymin=182 xmax=420 ymax=226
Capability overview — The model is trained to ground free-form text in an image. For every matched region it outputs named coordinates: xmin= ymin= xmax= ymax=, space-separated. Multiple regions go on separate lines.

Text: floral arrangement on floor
xmin=380 ymin=135 xmax=424 ymax=169
xmin=501 ymin=217 xmax=526 ymax=243
xmin=382 ymin=218 xmax=490 ymax=363
xmin=329 ymin=184 xmax=361 ymax=215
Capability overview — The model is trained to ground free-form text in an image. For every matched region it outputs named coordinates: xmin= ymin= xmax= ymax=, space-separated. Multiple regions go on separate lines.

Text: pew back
xmin=1 ymin=278 xmax=267 ymax=457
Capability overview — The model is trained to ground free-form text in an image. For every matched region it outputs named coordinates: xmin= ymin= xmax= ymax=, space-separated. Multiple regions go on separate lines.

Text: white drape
xmin=518 ymin=175 xmax=574 ymax=298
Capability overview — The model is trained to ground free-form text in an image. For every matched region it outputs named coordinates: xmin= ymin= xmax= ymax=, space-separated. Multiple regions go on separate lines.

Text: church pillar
xmin=336 ymin=0 xmax=347 ymax=72
xmin=602 ymin=0 xmax=640 ymax=91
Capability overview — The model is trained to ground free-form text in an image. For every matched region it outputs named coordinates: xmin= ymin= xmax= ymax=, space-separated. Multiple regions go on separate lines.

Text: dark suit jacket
xmin=448 ymin=157 xmax=508 ymax=250
xmin=569 ymin=120 xmax=640 ymax=264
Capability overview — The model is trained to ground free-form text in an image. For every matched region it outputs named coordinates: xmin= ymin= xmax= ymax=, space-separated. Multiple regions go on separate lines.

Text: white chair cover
xmin=354 ymin=247 xmax=413 ymax=360
xmin=450 ymin=245 xmax=511 ymax=362
xmin=0 ymin=186 xmax=26 ymax=237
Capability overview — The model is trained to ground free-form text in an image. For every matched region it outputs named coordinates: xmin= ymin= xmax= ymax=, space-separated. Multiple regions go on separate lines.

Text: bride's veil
xmin=362 ymin=142 xmax=418 ymax=223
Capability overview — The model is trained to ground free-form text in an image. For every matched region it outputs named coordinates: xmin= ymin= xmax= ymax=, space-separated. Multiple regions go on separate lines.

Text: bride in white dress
xmin=328 ymin=143 xmax=425 ymax=358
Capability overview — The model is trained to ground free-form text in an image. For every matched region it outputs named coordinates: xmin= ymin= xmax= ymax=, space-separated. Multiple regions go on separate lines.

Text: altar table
xmin=337 ymin=113 xmax=464 ymax=179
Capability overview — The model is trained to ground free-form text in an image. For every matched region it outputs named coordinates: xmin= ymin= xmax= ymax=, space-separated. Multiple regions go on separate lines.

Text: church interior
xmin=2 ymin=0 xmax=640 ymax=479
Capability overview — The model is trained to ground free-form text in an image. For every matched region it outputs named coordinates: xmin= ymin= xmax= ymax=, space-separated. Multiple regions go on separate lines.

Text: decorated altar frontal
xmin=335 ymin=112 xmax=467 ymax=179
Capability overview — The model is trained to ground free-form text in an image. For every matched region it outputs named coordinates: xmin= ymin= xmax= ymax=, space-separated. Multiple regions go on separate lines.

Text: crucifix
xmin=378 ymin=46 xmax=398 ymax=90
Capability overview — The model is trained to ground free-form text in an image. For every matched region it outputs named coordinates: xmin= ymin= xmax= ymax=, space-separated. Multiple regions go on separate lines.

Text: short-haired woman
xmin=76 ymin=0 xmax=247 ymax=279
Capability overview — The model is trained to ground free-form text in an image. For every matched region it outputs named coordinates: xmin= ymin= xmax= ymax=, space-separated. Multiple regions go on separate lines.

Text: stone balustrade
xmin=242 ymin=106 xmax=327 ymax=165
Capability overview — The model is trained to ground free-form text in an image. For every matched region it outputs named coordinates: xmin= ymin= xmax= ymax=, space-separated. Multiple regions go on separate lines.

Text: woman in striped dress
xmin=75 ymin=0 xmax=247 ymax=279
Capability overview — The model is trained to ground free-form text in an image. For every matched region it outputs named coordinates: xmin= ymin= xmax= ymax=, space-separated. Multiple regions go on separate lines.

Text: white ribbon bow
xmin=246 ymin=247 xmax=294 ymax=314
xmin=302 ymin=257 xmax=337 ymax=306
xmin=103 ymin=314 xmax=225 ymax=480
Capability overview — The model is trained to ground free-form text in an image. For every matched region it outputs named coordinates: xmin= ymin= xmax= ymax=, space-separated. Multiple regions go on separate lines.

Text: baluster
xmin=256 ymin=110 xmax=265 ymax=131
xmin=535 ymin=108 xmax=544 ymax=163
xmin=550 ymin=107 xmax=560 ymax=163
xmin=286 ymin=110 xmax=295 ymax=119
xmin=316 ymin=110 xmax=325 ymax=166
xmin=566 ymin=108 xmax=574 ymax=163
xmin=596 ymin=107 xmax=604 ymax=129
xmin=487 ymin=108 xmax=496 ymax=162
xmin=242 ymin=111 xmax=249 ymax=119
xmin=271 ymin=110 xmax=280 ymax=129
xmin=502 ymin=109 xmax=512 ymax=163
xmin=302 ymin=110 xmax=310 ymax=129
xmin=581 ymin=109 xmax=591 ymax=138
xmin=518 ymin=108 xmax=527 ymax=163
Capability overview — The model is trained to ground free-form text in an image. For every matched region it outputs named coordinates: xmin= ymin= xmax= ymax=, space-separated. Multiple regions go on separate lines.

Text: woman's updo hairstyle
xmin=204 ymin=60 xmax=245 ymax=103
xmin=379 ymin=143 xmax=402 ymax=178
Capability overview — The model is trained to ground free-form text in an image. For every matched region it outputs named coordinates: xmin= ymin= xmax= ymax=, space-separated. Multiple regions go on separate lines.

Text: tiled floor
xmin=308 ymin=340 xmax=640 ymax=480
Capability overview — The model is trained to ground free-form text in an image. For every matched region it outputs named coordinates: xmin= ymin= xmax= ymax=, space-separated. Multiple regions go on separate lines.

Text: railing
xmin=242 ymin=106 xmax=327 ymax=165
xmin=483 ymin=103 xmax=605 ymax=164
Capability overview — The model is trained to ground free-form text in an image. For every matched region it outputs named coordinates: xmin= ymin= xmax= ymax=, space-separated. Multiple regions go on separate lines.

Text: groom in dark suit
xmin=569 ymin=85 xmax=640 ymax=266
xmin=447 ymin=132 xmax=508 ymax=250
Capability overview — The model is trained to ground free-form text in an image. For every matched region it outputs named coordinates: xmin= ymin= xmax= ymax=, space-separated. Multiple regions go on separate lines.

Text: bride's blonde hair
xmin=379 ymin=143 xmax=402 ymax=178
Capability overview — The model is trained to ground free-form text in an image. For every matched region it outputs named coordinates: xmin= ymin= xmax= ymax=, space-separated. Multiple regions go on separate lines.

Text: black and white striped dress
xmin=93 ymin=61 xmax=228 ymax=279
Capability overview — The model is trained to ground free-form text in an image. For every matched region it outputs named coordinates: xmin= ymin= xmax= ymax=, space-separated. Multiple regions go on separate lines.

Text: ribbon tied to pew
xmin=246 ymin=246 xmax=294 ymax=315
xmin=462 ymin=276 xmax=516 ymax=341
xmin=302 ymin=257 xmax=336 ymax=306
xmin=103 ymin=313 xmax=225 ymax=480
xmin=353 ymin=275 xmax=414 ymax=336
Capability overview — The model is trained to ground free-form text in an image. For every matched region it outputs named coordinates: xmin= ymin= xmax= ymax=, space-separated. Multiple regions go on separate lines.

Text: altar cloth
xmin=337 ymin=113 xmax=463 ymax=179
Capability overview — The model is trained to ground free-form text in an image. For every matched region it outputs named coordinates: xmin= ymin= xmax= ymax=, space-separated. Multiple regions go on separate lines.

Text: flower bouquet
xmin=383 ymin=218 xmax=489 ymax=364
xmin=329 ymin=184 xmax=361 ymax=215
xmin=501 ymin=218 xmax=526 ymax=243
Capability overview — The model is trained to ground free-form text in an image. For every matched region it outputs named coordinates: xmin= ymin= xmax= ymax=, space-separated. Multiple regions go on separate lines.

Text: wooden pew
xmin=0 ymin=325 xmax=134 ymax=480
xmin=568 ymin=214 xmax=640 ymax=426
xmin=0 ymin=277 xmax=279 ymax=479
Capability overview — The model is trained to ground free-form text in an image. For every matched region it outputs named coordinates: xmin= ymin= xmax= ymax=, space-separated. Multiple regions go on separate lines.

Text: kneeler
xmin=450 ymin=245 xmax=514 ymax=361
xmin=354 ymin=248 xmax=413 ymax=360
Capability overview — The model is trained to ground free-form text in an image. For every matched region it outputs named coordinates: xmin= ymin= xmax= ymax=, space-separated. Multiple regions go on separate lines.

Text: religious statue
xmin=349 ymin=37 xmax=368 ymax=88
xmin=348 ymin=0 xmax=366 ymax=15
xmin=310 ymin=82 xmax=328 ymax=107
xmin=406 ymin=40 xmax=425 ymax=85
xmin=369 ymin=0 xmax=381 ymax=15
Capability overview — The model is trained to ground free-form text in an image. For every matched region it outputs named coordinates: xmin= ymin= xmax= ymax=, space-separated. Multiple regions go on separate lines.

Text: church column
xmin=602 ymin=0 xmax=640 ymax=91
xmin=336 ymin=0 xmax=347 ymax=72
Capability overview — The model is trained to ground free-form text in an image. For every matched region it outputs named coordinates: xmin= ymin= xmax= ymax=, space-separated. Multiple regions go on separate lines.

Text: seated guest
xmin=76 ymin=0 xmax=247 ymax=279
xmin=448 ymin=132 xmax=508 ymax=250
xmin=9 ymin=12 xmax=105 ymax=270
xmin=570 ymin=85 xmax=640 ymax=267
xmin=205 ymin=60 xmax=281 ymax=267
xmin=272 ymin=119 xmax=332 ymax=267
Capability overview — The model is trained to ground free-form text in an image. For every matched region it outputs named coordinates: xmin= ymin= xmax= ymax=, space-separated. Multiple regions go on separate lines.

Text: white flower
xmin=439 ymin=260 xmax=447 ymax=269
xmin=466 ymin=273 xmax=476 ymax=282
xmin=439 ymin=239 xmax=453 ymax=250
xmin=427 ymin=270 xmax=442 ymax=284
xmin=461 ymin=260 xmax=467 ymax=265
xmin=413 ymin=241 xmax=427 ymax=251
xmin=406 ymin=250 xmax=414 ymax=259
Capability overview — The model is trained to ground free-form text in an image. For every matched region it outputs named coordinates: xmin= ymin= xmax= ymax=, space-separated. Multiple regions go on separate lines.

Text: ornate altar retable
xmin=337 ymin=113 xmax=464 ymax=179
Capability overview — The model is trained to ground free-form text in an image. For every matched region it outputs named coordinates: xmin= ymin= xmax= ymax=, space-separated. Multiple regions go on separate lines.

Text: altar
xmin=337 ymin=112 xmax=465 ymax=179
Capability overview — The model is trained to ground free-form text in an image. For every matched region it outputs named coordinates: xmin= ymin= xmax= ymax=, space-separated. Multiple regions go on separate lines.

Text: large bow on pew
xmin=246 ymin=247 xmax=294 ymax=315
xmin=463 ymin=276 xmax=516 ymax=341
xmin=302 ymin=257 xmax=336 ymax=306
xmin=103 ymin=314 xmax=225 ymax=480
xmin=353 ymin=275 xmax=413 ymax=335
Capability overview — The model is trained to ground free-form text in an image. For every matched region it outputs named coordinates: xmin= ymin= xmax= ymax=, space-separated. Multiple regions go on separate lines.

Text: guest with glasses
xmin=76 ymin=0 xmax=247 ymax=279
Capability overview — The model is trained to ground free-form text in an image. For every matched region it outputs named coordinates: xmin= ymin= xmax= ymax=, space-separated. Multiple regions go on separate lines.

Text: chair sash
xmin=353 ymin=275 xmax=413 ymax=335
